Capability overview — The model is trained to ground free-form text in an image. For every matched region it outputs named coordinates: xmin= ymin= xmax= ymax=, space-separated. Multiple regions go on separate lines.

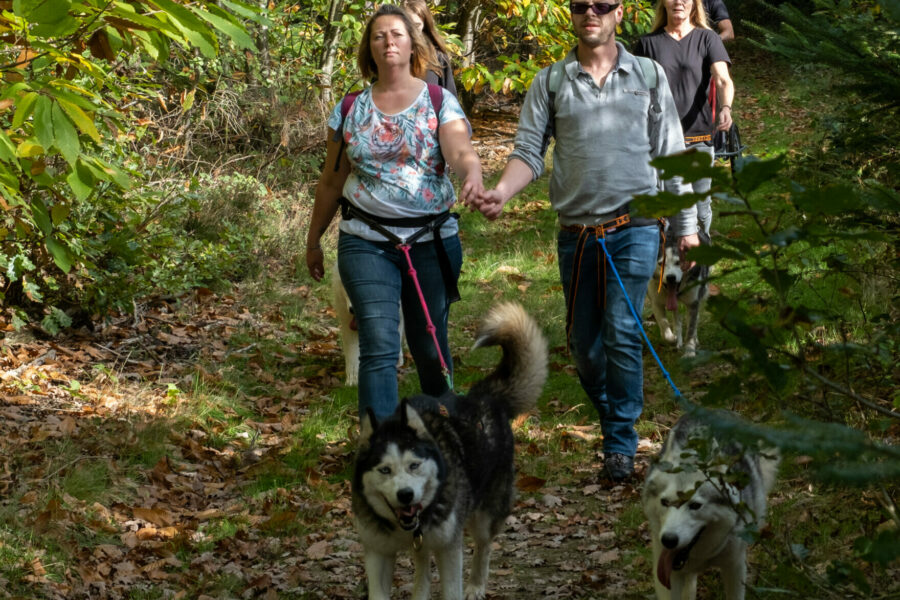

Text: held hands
xmin=457 ymin=171 xmax=485 ymax=209
xmin=464 ymin=186 xmax=508 ymax=221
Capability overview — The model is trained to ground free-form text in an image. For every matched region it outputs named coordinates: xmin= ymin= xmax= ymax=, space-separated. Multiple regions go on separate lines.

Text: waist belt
xmin=685 ymin=134 xmax=712 ymax=144
xmin=338 ymin=197 xmax=460 ymax=303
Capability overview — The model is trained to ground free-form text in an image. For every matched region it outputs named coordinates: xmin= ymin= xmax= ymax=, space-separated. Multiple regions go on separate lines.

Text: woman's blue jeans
xmin=337 ymin=232 xmax=462 ymax=420
xmin=557 ymin=225 xmax=659 ymax=457
xmin=687 ymin=141 xmax=715 ymax=235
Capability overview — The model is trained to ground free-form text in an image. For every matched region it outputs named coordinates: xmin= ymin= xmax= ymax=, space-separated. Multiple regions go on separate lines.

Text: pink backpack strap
xmin=332 ymin=91 xmax=362 ymax=171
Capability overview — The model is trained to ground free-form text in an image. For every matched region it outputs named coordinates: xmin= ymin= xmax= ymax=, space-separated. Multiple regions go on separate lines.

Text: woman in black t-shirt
xmin=635 ymin=0 xmax=734 ymax=236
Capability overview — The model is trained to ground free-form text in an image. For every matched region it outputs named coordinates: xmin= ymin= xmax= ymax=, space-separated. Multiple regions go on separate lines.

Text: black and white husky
xmin=643 ymin=413 xmax=780 ymax=600
xmin=352 ymin=302 xmax=548 ymax=600
xmin=647 ymin=229 xmax=711 ymax=357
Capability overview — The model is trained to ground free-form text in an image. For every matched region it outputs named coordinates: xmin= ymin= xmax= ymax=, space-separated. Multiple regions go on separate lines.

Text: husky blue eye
xmin=379 ymin=466 xmax=391 ymax=475
xmin=409 ymin=462 xmax=420 ymax=471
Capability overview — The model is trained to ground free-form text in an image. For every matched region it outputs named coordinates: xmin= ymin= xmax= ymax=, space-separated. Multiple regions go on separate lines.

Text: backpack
xmin=332 ymin=83 xmax=445 ymax=172
xmin=541 ymin=53 xmax=661 ymax=155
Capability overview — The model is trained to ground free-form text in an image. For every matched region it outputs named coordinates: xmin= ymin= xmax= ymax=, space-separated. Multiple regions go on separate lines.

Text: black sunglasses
xmin=570 ymin=2 xmax=620 ymax=15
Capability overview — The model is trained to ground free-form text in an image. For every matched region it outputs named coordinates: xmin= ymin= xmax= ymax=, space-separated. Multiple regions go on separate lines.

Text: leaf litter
xmin=0 ymin=286 xmax=667 ymax=599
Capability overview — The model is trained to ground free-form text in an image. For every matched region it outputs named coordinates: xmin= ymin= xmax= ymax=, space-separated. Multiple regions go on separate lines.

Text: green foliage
xmin=750 ymin=0 xmax=900 ymax=184
xmin=458 ymin=0 xmax=655 ymax=95
xmin=0 ymin=0 xmax=258 ymax=329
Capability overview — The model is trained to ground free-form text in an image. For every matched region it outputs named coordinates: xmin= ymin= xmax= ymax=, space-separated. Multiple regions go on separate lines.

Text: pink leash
xmin=398 ymin=243 xmax=453 ymax=391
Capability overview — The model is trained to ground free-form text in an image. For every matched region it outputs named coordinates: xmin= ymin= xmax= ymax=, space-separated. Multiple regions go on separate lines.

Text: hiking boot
xmin=604 ymin=453 xmax=634 ymax=482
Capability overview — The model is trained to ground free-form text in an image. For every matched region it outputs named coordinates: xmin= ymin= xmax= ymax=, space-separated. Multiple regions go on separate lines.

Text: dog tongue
xmin=666 ymin=288 xmax=678 ymax=311
xmin=349 ymin=316 xmax=358 ymax=331
xmin=657 ymin=548 xmax=674 ymax=590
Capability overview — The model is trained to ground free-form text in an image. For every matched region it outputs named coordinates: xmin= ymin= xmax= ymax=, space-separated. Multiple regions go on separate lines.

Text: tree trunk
xmin=256 ymin=0 xmax=271 ymax=85
xmin=318 ymin=0 xmax=346 ymax=108
xmin=454 ymin=0 xmax=483 ymax=114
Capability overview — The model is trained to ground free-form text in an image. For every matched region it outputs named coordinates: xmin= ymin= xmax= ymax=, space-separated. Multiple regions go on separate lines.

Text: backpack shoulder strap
xmin=427 ymin=82 xmax=443 ymax=118
xmin=426 ymin=83 xmax=446 ymax=176
xmin=634 ymin=55 xmax=660 ymax=113
xmin=541 ymin=57 xmax=568 ymax=155
xmin=333 ymin=90 xmax=362 ymax=171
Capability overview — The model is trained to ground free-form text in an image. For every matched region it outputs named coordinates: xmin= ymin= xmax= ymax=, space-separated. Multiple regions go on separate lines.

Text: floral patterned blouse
xmin=327 ymin=82 xmax=469 ymax=242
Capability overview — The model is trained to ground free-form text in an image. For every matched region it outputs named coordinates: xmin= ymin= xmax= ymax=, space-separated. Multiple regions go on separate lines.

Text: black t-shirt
xmin=703 ymin=0 xmax=730 ymax=25
xmin=633 ymin=29 xmax=730 ymax=138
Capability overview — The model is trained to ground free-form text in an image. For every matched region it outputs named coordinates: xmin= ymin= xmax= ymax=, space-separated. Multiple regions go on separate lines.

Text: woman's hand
xmin=306 ymin=246 xmax=325 ymax=281
xmin=717 ymin=105 xmax=733 ymax=131
xmin=458 ymin=170 xmax=484 ymax=207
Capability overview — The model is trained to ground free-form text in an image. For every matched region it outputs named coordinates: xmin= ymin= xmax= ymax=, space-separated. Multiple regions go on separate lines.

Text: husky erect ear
xmin=359 ymin=408 xmax=378 ymax=448
xmin=400 ymin=399 xmax=429 ymax=438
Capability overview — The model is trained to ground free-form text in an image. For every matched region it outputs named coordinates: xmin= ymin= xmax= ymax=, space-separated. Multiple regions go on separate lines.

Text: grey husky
xmin=643 ymin=413 xmax=780 ymax=600
xmin=647 ymin=228 xmax=711 ymax=357
xmin=353 ymin=302 xmax=548 ymax=600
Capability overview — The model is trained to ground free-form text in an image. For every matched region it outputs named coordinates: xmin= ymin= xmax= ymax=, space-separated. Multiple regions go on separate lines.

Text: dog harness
xmin=338 ymin=197 xmax=458 ymax=391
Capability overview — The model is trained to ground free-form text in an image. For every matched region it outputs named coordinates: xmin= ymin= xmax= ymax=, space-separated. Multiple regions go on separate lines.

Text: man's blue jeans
xmin=338 ymin=232 xmax=462 ymax=420
xmin=557 ymin=225 xmax=659 ymax=457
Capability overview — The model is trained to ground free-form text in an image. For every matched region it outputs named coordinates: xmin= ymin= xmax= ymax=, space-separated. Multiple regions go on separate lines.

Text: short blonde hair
xmin=650 ymin=0 xmax=711 ymax=33
xmin=357 ymin=4 xmax=437 ymax=81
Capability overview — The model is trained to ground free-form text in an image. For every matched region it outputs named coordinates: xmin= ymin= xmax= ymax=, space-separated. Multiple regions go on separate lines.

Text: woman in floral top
xmin=306 ymin=4 xmax=485 ymax=420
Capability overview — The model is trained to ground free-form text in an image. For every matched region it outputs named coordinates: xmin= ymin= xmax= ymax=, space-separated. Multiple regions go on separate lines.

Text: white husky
xmin=643 ymin=413 xmax=780 ymax=600
xmin=332 ymin=262 xmax=403 ymax=386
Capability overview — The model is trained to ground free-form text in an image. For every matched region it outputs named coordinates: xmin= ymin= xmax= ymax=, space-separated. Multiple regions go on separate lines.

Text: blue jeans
xmin=338 ymin=232 xmax=462 ymax=420
xmin=557 ymin=225 xmax=659 ymax=457
xmin=687 ymin=141 xmax=715 ymax=235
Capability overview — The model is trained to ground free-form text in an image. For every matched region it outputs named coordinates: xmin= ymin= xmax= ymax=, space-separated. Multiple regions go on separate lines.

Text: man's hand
xmin=678 ymin=233 xmax=700 ymax=270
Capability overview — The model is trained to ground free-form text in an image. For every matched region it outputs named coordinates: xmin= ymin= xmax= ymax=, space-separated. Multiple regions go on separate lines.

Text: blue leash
xmin=597 ymin=237 xmax=683 ymax=399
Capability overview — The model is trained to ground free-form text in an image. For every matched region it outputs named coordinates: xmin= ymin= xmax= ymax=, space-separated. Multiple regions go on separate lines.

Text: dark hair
xmin=400 ymin=0 xmax=450 ymax=55
xmin=357 ymin=4 xmax=436 ymax=81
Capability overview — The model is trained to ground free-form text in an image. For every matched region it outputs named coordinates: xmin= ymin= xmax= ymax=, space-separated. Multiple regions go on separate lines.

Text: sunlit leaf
xmin=56 ymin=98 xmax=101 ymax=143
xmin=51 ymin=102 xmax=80 ymax=165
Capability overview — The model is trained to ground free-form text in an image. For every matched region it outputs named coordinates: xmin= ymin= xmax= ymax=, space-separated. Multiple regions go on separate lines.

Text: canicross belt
xmin=685 ymin=134 xmax=712 ymax=144
xmin=337 ymin=197 xmax=460 ymax=303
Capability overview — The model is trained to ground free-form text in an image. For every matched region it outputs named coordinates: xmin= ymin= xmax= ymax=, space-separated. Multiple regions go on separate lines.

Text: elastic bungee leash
xmin=596 ymin=236 xmax=683 ymax=399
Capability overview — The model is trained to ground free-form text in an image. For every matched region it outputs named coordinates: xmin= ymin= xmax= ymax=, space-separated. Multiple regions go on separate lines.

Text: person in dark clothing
xmin=401 ymin=0 xmax=458 ymax=97
xmin=635 ymin=0 xmax=734 ymax=235
xmin=703 ymin=0 xmax=734 ymax=41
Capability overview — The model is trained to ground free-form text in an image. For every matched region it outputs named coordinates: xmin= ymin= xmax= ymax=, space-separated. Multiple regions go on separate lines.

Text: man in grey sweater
xmin=472 ymin=1 xmax=699 ymax=482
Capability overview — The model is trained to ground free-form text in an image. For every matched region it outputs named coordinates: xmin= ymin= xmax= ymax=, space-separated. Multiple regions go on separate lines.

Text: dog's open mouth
xmin=395 ymin=504 xmax=423 ymax=530
xmin=656 ymin=527 xmax=705 ymax=589
xmin=666 ymin=285 xmax=679 ymax=311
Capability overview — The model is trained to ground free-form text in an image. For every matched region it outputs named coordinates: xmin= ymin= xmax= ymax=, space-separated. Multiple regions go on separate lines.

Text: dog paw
xmin=660 ymin=329 xmax=677 ymax=344
xmin=682 ymin=345 xmax=697 ymax=358
xmin=464 ymin=586 xmax=486 ymax=600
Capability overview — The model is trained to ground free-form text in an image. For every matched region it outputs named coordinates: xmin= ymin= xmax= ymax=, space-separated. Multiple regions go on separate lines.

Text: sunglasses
xmin=570 ymin=2 xmax=620 ymax=15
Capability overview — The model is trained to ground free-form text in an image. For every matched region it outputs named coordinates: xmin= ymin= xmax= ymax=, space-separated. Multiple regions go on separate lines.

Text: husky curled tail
xmin=353 ymin=302 xmax=548 ymax=600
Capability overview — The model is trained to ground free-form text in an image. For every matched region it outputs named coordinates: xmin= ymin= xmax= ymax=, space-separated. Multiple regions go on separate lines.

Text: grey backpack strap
xmin=635 ymin=55 xmax=663 ymax=161
xmin=541 ymin=57 xmax=568 ymax=156
xmin=635 ymin=55 xmax=660 ymax=114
